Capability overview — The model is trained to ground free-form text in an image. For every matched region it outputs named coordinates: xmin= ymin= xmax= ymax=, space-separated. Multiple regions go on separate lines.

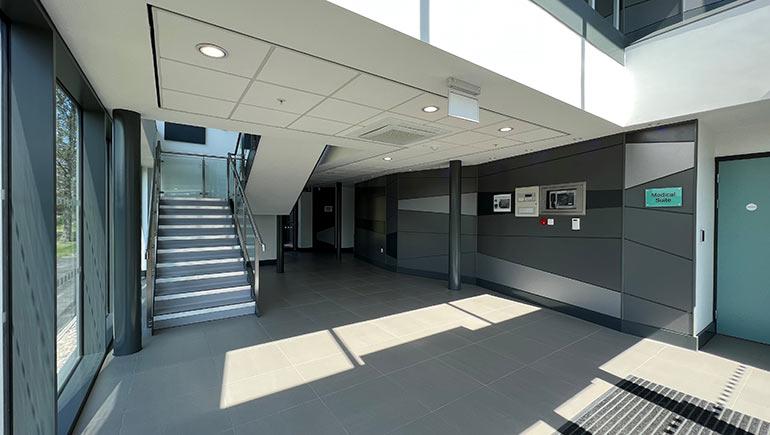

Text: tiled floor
xmin=75 ymin=252 xmax=770 ymax=435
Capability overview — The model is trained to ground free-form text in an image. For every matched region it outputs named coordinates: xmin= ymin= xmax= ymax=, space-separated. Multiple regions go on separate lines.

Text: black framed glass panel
xmin=55 ymin=84 xmax=82 ymax=391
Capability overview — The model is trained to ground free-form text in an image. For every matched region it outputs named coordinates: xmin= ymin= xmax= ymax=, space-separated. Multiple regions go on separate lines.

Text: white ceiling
xmin=42 ymin=0 xmax=624 ymax=185
xmin=151 ymin=8 xmax=573 ymax=183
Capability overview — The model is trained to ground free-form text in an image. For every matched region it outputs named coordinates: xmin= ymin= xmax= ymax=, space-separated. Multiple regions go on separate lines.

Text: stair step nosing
xmin=160 ymin=197 xmax=226 ymax=202
xmin=155 ymin=285 xmax=251 ymax=301
xmin=153 ymin=301 xmax=255 ymax=321
xmin=159 ymin=215 xmax=233 ymax=219
xmin=160 ymin=205 xmax=229 ymax=209
xmin=158 ymin=224 xmax=235 ymax=230
xmin=158 ymin=246 xmax=240 ymax=253
xmin=156 ymin=258 xmax=244 ymax=267
xmin=155 ymin=271 xmax=245 ymax=283
xmin=158 ymin=235 xmax=236 ymax=240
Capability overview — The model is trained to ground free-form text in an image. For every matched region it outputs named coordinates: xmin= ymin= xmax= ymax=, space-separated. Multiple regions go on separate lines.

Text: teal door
xmin=717 ymin=157 xmax=770 ymax=345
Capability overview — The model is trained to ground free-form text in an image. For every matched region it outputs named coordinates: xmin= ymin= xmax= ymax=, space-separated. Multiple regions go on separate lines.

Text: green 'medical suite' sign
xmin=645 ymin=187 xmax=683 ymax=207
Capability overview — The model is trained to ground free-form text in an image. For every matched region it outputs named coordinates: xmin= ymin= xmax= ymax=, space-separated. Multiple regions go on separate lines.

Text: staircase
xmin=151 ymin=196 xmax=256 ymax=330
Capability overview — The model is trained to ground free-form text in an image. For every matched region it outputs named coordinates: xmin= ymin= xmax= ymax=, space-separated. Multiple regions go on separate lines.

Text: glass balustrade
xmin=160 ymin=152 xmax=228 ymax=198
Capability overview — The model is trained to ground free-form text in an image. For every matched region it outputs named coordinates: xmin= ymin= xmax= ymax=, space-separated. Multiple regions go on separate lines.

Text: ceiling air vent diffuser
xmin=356 ymin=118 xmax=445 ymax=146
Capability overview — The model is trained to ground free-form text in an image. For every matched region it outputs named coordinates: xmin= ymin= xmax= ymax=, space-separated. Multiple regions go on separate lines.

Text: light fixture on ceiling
xmin=422 ymin=106 xmax=439 ymax=113
xmin=383 ymin=156 xmax=393 ymax=161
xmin=196 ymin=43 xmax=228 ymax=59
xmin=498 ymin=127 xmax=513 ymax=132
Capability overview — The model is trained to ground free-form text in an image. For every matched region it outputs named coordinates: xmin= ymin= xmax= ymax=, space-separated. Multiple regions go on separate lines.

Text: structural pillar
xmin=112 ymin=109 xmax=142 ymax=355
xmin=335 ymin=182 xmax=343 ymax=261
xmin=448 ymin=160 xmax=462 ymax=290
xmin=276 ymin=216 xmax=285 ymax=273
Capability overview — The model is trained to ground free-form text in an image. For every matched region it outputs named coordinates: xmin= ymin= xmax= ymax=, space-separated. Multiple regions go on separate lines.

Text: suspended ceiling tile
xmin=161 ymin=89 xmax=235 ymax=118
xmin=257 ymin=47 xmax=358 ymax=95
xmin=468 ymin=137 xmax=524 ymax=150
xmin=509 ymin=128 xmax=565 ymax=143
xmin=390 ymin=93 xmax=448 ymax=122
xmin=440 ymin=130 xmax=496 ymax=145
xmin=354 ymin=111 xmax=427 ymax=128
xmin=306 ymin=98 xmax=382 ymax=125
xmin=231 ymin=104 xmax=299 ymax=127
xmin=474 ymin=118 xmax=542 ymax=137
xmin=241 ymin=81 xmax=325 ymax=114
xmin=159 ymin=58 xmax=250 ymax=102
xmin=434 ymin=109 xmax=508 ymax=129
xmin=332 ymin=73 xmax=422 ymax=110
xmin=154 ymin=9 xmax=271 ymax=78
xmin=290 ymin=116 xmax=351 ymax=135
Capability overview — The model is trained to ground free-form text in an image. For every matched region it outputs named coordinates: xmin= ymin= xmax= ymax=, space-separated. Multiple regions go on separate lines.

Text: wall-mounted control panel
xmin=539 ymin=182 xmax=586 ymax=216
xmin=493 ymin=193 xmax=512 ymax=213
xmin=514 ymin=186 xmax=540 ymax=217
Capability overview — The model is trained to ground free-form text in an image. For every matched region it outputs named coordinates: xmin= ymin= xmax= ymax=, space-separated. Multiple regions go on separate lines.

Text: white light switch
xmin=547 ymin=218 xmax=555 ymax=226
xmin=571 ymin=218 xmax=580 ymax=231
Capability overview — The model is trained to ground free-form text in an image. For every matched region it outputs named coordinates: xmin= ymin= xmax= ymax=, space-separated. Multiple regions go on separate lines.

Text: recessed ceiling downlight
xmin=197 ymin=43 xmax=227 ymax=59
xmin=498 ymin=126 xmax=513 ymax=132
xmin=422 ymin=105 xmax=439 ymax=113
xmin=383 ymin=156 xmax=393 ymax=161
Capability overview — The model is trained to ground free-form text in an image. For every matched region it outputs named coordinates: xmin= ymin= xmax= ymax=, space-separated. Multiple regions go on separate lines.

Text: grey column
xmin=112 ymin=109 xmax=142 ymax=355
xmin=276 ymin=216 xmax=284 ymax=273
xmin=8 ymin=20 xmax=57 ymax=434
xmin=448 ymin=160 xmax=462 ymax=290
xmin=335 ymin=182 xmax=342 ymax=261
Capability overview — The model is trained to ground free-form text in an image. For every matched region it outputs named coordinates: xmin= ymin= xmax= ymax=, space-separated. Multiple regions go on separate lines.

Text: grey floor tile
xmin=439 ymin=344 xmax=523 ymax=384
xmin=433 ymin=387 xmax=539 ymax=435
xmin=387 ymin=358 xmax=483 ymax=410
xmin=362 ymin=341 xmax=433 ymax=374
xmin=295 ymin=354 xmax=384 ymax=397
xmin=234 ymin=400 xmax=346 ymax=435
xmin=323 ymin=376 xmax=429 ymax=435
xmin=390 ymin=412 xmax=464 ymax=435
xmin=478 ymin=330 xmax=560 ymax=365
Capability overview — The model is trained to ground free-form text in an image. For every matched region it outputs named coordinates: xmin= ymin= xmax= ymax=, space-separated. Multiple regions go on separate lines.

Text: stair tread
xmin=156 ymin=261 xmax=244 ymax=278
xmin=154 ymin=292 xmax=254 ymax=316
xmin=155 ymin=274 xmax=250 ymax=296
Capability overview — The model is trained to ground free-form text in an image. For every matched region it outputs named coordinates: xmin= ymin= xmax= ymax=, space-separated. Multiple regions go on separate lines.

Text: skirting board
xmin=695 ymin=320 xmax=716 ymax=349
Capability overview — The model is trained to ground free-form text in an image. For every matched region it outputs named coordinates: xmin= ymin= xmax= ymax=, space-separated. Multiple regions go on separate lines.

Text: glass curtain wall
xmin=55 ymin=85 xmax=81 ymax=390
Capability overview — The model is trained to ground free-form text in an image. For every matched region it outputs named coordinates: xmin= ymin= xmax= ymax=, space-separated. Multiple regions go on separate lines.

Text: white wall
xmin=253 ymin=215 xmax=277 ymax=261
xmin=156 ymin=121 xmax=238 ymax=156
xmin=714 ymin=119 xmax=770 ymax=157
xmin=329 ymin=0 xmax=631 ymax=126
xmin=626 ymin=0 xmax=770 ymax=126
xmin=141 ymin=167 xmax=151 ymax=271
xmin=298 ymin=190 xmax=313 ymax=248
xmin=694 ymin=123 xmax=716 ymax=334
xmin=342 ymin=185 xmax=355 ymax=249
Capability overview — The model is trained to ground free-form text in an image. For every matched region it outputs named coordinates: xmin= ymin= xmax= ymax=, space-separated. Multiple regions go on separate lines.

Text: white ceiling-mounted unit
xmin=447 ymin=77 xmax=480 ymax=123
xmin=354 ymin=117 xmax=447 ymax=146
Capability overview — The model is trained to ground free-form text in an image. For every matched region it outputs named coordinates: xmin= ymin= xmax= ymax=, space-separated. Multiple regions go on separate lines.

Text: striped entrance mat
xmin=558 ymin=374 xmax=770 ymax=435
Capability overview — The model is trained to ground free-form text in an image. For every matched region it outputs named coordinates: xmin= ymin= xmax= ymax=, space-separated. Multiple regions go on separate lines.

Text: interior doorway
xmin=313 ymin=186 xmax=336 ymax=251
xmin=716 ymin=154 xmax=770 ymax=345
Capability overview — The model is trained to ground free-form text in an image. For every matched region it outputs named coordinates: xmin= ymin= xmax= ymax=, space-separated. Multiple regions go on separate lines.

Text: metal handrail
xmin=227 ymin=154 xmax=266 ymax=253
xmin=145 ymin=143 xmax=162 ymax=330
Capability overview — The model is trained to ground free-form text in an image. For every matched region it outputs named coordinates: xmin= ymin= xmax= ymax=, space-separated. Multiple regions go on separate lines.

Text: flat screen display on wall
xmin=164 ymin=122 xmax=205 ymax=144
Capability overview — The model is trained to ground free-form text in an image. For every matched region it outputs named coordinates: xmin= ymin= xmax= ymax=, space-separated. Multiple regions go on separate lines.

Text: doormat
xmin=558 ymin=375 xmax=769 ymax=434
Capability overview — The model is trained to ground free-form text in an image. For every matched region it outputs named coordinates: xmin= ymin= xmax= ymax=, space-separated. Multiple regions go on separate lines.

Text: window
xmin=164 ymin=122 xmax=205 ymax=144
xmin=55 ymin=85 xmax=81 ymax=390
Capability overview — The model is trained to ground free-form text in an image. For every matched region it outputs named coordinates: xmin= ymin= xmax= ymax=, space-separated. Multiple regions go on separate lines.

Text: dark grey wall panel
xmin=478 ymin=235 xmax=622 ymax=291
xmin=623 ymin=294 xmax=691 ymax=334
xmin=398 ymin=174 xmax=477 ymax=199
xmin=477 ymin=208 xmax=622 ymax=238
xmin=9 ymin=21 xmax=57 ymax=435
xmin=625 ymin=169 xmax=695 ymax=213
xmin=477 ymin=254 xmax=621 ymax=317
xmin=398 ymin=210 xmax=477 ymax=235
xmin=623 ymin=240 xmax=693 ymax=311
xmin=625 ymin=121 xmax=697 ymax=143
xmin=398 ymin=233 xmax=476 ymax=259
xmin=623 ymin=207 xmax=693 ymax=259
xmin=479 ymin=144 xmax=624 ymax=192
xmin=82 ymin=111 xmax=108 ymax=355
xmin=478 ymin=134 xmax=624 ymax=177
xmin=398 ymin=253 xmax=476 ymax=277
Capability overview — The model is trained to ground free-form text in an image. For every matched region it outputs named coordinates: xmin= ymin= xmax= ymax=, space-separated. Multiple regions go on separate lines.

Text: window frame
xmin=54 ymin=80 xmax=84 ymax=395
